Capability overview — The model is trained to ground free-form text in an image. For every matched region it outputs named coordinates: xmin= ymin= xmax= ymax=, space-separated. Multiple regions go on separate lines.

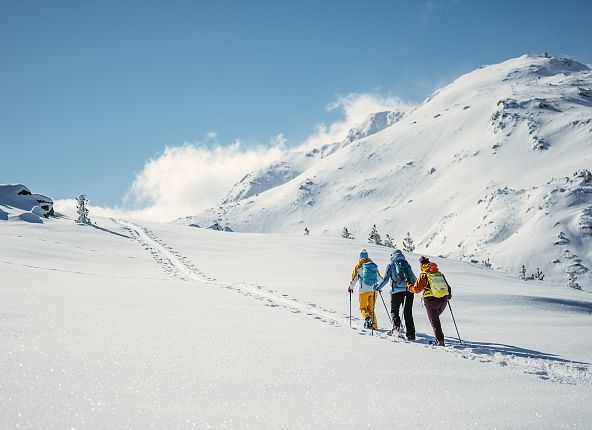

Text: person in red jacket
xmin=407 ymin=256 xmax=452 ymax=346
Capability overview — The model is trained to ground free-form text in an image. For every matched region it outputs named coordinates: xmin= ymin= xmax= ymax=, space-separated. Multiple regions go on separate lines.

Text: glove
xmin=348 ymin=287 xmax=353 ymax=293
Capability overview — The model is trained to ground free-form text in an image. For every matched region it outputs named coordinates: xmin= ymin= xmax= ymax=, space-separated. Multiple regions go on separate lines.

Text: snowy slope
xmin=1 ymin=215 xmax=591 ymax=428
xmin=178 ymin=55 xmax=592 ymax=291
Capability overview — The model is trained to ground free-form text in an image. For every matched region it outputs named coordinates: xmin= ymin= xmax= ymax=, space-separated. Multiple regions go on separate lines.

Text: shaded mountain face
xmin=177 ymin=54 xmax=592 ymax=290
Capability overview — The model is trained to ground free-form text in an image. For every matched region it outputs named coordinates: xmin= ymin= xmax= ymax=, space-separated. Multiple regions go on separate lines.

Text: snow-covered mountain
xmin=176 ymin=54 xmax=592 ymax=291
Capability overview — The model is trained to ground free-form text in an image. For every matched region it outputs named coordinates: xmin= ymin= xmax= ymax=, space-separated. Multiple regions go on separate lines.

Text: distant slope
xmin=177 ymin=55 xmax=592 ymax=291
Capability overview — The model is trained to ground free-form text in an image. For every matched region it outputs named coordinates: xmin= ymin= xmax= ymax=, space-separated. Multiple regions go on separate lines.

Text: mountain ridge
xmin=176 ymin=54 xmax=592 ymax=290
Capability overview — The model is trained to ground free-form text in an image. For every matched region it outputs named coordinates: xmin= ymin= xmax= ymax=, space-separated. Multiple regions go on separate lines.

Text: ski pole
xmin=400 ymin=294 xmax=406 ymax=334
xmin=378 ymin=291 xmax=392 ymax=324
xmin=448 ymin=301 xmax=462 ymax=343
xmin=349 ymin=290 xmax=352 ymax=328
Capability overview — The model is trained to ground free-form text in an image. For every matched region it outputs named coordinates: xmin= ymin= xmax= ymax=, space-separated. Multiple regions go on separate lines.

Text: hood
xmin=422 ymin=262 xmax=439 ymax=273
xmin=391 ymin=250 xmax=406 ymax=263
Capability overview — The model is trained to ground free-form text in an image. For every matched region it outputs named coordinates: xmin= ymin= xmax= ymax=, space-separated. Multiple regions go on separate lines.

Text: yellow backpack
xmin=426 ymin=272 xmax=449 ymax=298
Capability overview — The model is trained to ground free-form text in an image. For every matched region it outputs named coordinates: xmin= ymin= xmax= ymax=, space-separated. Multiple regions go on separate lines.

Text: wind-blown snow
xmin=179 ymin=54 xmax=592 ymax=291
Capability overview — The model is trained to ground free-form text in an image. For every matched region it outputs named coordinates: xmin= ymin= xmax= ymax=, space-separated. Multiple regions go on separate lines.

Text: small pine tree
xmin=533 ymin=267 xmax=545 ymax=281
xmin=482 ymin=258 xmax=492 ymax=269
xmin=402 ymin=232 xmax=415 ymax=252
xmin=519 ymin=265 xmax=527 ymax=280
xmin=383 ymin=234 xmax=395 ymax=248
xmin=567 ymin=273 xmax=582 ymax=290
xmin=368 ymin=224 xmax=382 ymax=245
xmin=341 ymin=227 xmax=353 ymax=239
xmin=304 ymin=227 xmax=310 ymax=236
xmin=76 ymin=194 xmax=90 ymax=224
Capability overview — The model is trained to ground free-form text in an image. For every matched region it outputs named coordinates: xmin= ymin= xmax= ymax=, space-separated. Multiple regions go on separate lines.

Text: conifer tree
xmin=519 ymin=265 xmax=527 ymax=280
xmin=76 ymin=194 xmax=90 ymax=224
xmin=368 ymin=224 xmax=382 ymax=245
xmin=304 ymin=227 xmax=310 ymax=236
xmin=383 ymin=234 xmax=395 ymax=248
xmin=402 ymin=232 xmax=415 ymax=252
xmin=341 ymin=227 xmax=354 ymax=239
xmin=567 ymin=273 xmax=581 ymax=290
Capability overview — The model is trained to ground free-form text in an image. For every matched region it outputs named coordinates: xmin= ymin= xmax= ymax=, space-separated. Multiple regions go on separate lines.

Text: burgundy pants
xmin=424 ymin=296 xmax=448 ymax=345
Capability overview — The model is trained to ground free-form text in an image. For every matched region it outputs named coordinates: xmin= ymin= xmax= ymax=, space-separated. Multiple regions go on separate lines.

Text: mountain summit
xmin=177 ymin=54 xmax=592 ymax=290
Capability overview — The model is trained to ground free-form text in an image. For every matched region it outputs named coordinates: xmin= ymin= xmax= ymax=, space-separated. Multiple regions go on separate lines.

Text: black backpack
xmin=392 ymin=259 xmax=411 ymax=285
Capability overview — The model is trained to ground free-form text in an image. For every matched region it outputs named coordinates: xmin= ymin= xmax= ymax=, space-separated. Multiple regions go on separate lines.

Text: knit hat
xmin=360 ymin=249 xmax=369 ymax=259
xmin=419 ymin=256 xmax=430 ymax=265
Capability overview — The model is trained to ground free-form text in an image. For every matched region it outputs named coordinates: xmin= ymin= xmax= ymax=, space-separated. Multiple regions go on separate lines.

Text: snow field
xmin=1 ymin=216 xmax=591 ymax=429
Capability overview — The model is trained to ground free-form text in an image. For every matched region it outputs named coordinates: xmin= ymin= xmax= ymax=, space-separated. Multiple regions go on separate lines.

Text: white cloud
xmin=120 ymin=141 xmax=286 ymax=221
xmin=297 ymin=92 xmax=411 ymax=151
xmin=66 ymin=92 xmax=411 ymax=222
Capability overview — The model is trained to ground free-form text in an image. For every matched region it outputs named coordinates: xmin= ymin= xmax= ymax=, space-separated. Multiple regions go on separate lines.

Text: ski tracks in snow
xmin=114 ymin=220 xmax=592 ymax=386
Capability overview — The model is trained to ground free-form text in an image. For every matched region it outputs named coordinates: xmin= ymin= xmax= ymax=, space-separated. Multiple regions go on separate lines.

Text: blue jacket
xmin=377 ymin=251 xmax=417 ymax=294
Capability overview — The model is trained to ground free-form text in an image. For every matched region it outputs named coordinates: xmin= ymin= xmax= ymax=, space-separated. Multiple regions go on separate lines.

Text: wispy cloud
xmin=56 ymin=92 xmax=412 ymax=222
xmin=121 ymin=140 xmax=287 ymax=221
xmin=298 ymin=92 xmax=411 ymax=151
xmin=421 ymin=0 xmax=434 ymax=22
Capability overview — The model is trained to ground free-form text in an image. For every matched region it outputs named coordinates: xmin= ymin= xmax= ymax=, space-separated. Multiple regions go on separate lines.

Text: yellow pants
xmin=359 ymin=291 xmax=377 ymax=329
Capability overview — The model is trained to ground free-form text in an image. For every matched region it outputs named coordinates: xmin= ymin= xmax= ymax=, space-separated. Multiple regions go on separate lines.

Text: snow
xmin=1 ymin=214 xmax=591 ymax=428
xmin=3 ymin=53 xmax=592 ymax=428
xmin=0 ymin=184 xmax=54 ymax=220
xmin=179 ymin=54 xmax=592 ymax=291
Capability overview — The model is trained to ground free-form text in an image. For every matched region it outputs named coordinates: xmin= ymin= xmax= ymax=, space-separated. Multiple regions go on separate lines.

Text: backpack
xmin=426 ymin=272 xmax=449 ymax=298
xmin=392 ymin=259 xmax=411 ymax=285
xmin=361 ymin=262 xmax=378 ymax=285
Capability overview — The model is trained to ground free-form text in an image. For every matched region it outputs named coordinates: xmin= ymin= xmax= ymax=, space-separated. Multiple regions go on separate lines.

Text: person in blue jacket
xmin=376 ymin=249 xmax=417 ymax=340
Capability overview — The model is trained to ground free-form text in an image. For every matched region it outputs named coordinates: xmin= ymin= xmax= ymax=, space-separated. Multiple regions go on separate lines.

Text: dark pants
xmin=391 ymin=291 xmax=415 ymax=340
xmin=424 ymin=296 xmax=448 ymax=345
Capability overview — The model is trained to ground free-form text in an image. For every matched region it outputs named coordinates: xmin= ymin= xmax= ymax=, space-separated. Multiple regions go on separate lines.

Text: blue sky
xmin=1 ymin=0 xmax=591 ymax=210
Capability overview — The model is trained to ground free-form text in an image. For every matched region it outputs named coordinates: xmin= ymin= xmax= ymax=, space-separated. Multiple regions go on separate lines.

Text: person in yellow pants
xmin=348 ymin=249 xmax=383 ymax=329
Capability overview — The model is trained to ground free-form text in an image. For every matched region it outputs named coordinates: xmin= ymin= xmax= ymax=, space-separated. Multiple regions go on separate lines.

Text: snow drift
xmin=0 ymin=184 xmax=54 ymax=222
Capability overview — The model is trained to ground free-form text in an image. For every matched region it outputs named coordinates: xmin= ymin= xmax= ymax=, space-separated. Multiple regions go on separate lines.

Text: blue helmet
xmin=360 ymin=249 xmax=368 ymax=259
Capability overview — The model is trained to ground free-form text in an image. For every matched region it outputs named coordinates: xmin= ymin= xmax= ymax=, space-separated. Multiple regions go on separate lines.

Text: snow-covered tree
xmin=482 ymin=258 xmax=492 ymax=269
xmin=304 ymin=227 xmax=310 ymax=236
xmin=402 ymin=232 xmax=415 ymax=252
xmin=383 ymin=234 xmax=395 ymax=248
xmin=76 ymin=194 xmax=90 ymax=224
xmin=368 ymin=224 xmax=382 ymax=245
xmin=533 ymin=267 xmax=545 ymax=281
xmin=567 ymin=273 xmax=582 ymax=290
xmin=519 ymin=265 xmax=527 ymax=280
xmin=341 ymin=227 xmax=354 ymax=240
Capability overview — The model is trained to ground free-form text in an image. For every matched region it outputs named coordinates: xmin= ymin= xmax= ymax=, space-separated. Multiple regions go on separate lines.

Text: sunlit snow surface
xmin=1 ymin=215 xmax=591 ymax=429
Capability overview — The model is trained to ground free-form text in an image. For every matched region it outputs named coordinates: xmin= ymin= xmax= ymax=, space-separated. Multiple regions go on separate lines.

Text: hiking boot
xmin=406 ymin=335 xmax=416 ymax=342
